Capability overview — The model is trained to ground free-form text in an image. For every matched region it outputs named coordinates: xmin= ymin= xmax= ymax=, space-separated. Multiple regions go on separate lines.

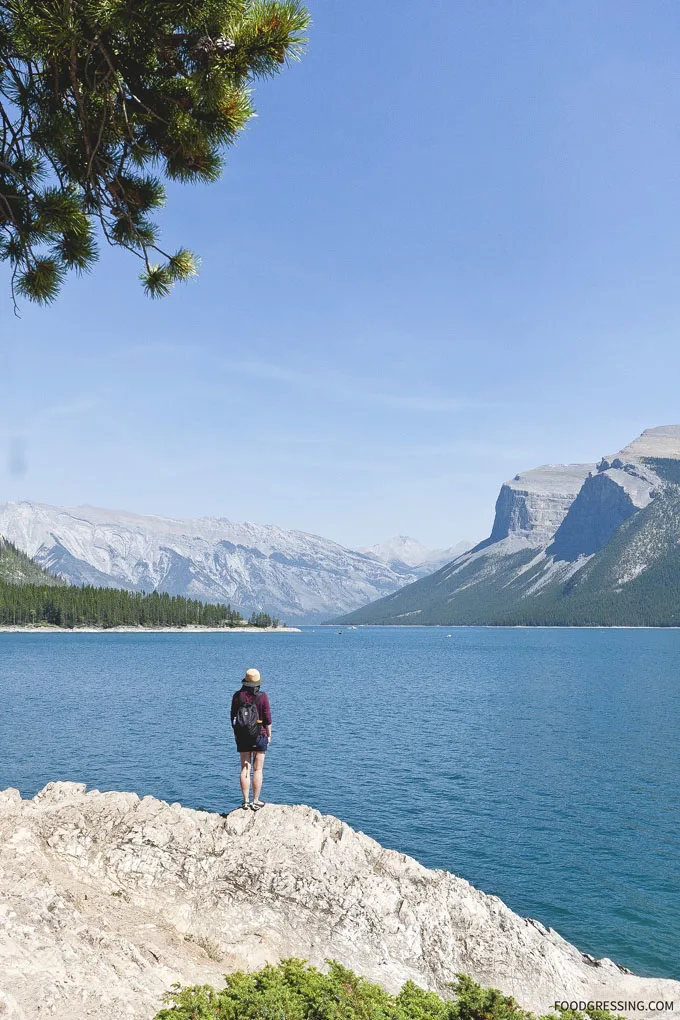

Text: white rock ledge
xmin=0 ymin=782 xmax=676 ymax=1020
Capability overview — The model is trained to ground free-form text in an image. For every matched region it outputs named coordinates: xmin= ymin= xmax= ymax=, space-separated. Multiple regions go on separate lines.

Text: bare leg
xmin=239 ymin=752 xmax=252 ymax=802
xmin=252 ymin=752 xmax=266 ymax=803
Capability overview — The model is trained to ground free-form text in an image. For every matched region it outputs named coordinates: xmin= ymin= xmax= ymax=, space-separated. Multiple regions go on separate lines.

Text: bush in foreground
xmin=154 ymin=959 xmax=624 ymax=1020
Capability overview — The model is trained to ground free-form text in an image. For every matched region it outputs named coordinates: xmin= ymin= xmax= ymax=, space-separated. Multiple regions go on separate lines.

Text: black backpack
xmin=234 ymin=691 xmax=262 ymax=741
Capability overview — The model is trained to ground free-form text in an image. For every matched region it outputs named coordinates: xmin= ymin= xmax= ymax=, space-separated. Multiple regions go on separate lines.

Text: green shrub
xmin=183 ymin=933 xmax=224 ymax=963
xmin=153 ymin=959 xmax=624 ymax=1020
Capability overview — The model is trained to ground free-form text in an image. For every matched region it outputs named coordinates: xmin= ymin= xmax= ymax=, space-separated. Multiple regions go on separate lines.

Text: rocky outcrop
xmin=549 ymin=465 xmax=657 ymax=561
xmin=488 ymin=465 xmax=595 ymax=545
xmin=549 ymin=431 xmax=674 ymax=562
xmin=1 ymin=783 xmax=677 ymax=1020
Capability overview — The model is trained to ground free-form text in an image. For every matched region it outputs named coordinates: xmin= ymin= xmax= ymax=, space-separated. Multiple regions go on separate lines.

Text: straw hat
xmin=243 ymin=668 xmax=262 ymax=686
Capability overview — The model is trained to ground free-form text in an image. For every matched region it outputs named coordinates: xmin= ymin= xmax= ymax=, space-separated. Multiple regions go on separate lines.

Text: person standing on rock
xmin=230 ymin=668 xmax=272 ymax=811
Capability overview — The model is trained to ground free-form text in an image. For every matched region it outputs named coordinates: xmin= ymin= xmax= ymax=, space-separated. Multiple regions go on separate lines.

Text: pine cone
xmin=191 ymin=35 xmax=236 ymax=60
xmin=214 ymin=36 xmax=237 ymax=55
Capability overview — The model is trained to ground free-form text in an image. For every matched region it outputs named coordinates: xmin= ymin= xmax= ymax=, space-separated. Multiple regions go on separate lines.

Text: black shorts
xmin=236 ymin=734 xmax=269 ymax=754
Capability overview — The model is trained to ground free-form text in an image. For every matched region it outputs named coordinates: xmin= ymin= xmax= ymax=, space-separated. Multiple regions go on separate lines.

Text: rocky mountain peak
xmin=337 ymin=424 xmax=680 ymax=626
xmin=361 ymin=535 xmax=436 ymax=567
xmin=609 ymin=424 xmax=680 ymax=463
xmin=550 ymin=431 xmax=680 ymax=563
xmin=362 ymin=536 xmax=472 ymax=573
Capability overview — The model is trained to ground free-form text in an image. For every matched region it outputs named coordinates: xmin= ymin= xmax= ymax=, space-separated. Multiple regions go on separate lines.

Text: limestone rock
xmin=550 ymin=426 xmax=680 ymax=561
xmin=549 ymin=464 xmax=657 ymax=561
xmin=489 ymin=464 xmax=595 ymax=545
xmin=1 ymin=783 xmax=677 ymax=1020
xmin=608 ymin=424 xmax=680 ymax=462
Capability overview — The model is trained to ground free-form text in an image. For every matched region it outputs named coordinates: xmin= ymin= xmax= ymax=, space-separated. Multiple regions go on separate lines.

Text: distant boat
xmin=338 ymin=630 xmax=343 ymax=635
xmin=446 ymin=634 xmax=452 ymax=638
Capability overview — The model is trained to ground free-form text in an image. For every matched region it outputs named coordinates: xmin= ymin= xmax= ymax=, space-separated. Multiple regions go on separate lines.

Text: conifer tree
xmin=0 ymin=0 xmax=309 ymax=305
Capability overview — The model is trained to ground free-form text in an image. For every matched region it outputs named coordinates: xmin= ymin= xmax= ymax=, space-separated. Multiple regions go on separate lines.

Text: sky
xmin=2 ymin=0 xmax=680 ymax=550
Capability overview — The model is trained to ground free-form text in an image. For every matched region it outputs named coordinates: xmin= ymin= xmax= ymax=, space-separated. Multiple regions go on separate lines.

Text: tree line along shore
xmin=0 ymin=580 xmax=281 ymax=631
xmin=0 ymin=537 xmax=283 ymax=630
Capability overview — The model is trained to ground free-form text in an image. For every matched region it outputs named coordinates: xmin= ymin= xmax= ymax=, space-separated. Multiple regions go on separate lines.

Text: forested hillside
xmin=0 ymin=535 xmax=272 ymax=628
xmin=0 ymin=537 xmax=61 ymax=586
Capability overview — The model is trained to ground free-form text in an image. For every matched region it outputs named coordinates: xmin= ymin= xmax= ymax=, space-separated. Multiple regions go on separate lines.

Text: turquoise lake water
xmin=1 ymin=627 xmax=678 ymax=979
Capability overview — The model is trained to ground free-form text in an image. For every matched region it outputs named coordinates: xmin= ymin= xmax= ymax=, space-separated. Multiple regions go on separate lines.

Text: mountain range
xmin=0 ymin=502 xmax=469 ymax=623
xmin=337 ymin=425 xmax=680 ymax=626
xmin=361 ymin=535 xmax=472 ymax=574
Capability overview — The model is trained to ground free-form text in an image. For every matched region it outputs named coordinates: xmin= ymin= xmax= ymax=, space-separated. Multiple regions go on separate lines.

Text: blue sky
xmin=2 ymin=0 xmax=680 ymax=549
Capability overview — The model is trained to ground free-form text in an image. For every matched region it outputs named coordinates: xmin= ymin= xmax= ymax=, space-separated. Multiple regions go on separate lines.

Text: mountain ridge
xmin=336 ymin=426 xmax=680 ymax=626
xmin=0 ymin=535 xmax=62 ymax=587
xmin=0 ymin=502 xmax=467 ymax=623
xmin=360 ymin=535 xmax=473 ymax=574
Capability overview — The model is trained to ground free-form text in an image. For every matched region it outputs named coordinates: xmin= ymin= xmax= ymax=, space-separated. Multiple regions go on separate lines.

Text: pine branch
xmin=0 ymin=0 xmax=310 ymax=304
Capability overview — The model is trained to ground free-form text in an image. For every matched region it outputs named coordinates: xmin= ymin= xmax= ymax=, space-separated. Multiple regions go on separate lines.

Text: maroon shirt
xmin=230 ymin=687 xmax=272 ymax=739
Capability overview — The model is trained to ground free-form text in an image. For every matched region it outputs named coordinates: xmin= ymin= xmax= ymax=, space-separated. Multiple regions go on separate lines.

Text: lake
xmin=0 ymin=626 xmax=678 ymax=980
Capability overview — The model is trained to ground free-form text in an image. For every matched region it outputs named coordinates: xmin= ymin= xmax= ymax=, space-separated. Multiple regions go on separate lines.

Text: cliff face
xmin=1 ymin=783 xmax=678 ymax=1020
xmin=337 ymin=426 xmax=680 ymax=626
xmin=489 ymin=465 xmax=594 ymax=545
xmin=550 ymin=460 xmax=660 ymax=562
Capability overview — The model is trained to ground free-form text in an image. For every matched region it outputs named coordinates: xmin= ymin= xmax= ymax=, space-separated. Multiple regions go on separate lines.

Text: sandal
xmin=241 ymin=800 xmax=250 ymax=810
xmin=250 ymin=800 xmax=265 ymax=811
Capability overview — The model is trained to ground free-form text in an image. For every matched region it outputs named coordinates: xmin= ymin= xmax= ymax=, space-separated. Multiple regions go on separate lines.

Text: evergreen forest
xmin=0 ymin=537 xmax=279 ymax=629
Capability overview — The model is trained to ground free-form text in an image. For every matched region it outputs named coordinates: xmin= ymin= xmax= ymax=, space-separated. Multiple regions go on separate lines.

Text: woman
xmin=230 ymin=668 xmax=272 ymax=810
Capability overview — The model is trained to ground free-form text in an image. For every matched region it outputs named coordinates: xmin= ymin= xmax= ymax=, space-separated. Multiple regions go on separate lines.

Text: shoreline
xmin=0 ymin=624 xmax=301 ymax=634
xmin=5 ymin=622 xmax=679 ymax=632
xmin=332 ymin=623 xmax=680 ymax=630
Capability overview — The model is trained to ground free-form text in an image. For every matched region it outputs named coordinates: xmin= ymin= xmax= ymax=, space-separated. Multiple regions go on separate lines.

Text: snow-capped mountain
xmin=361 ymin=535 xmax=472 ymax=575
xmin=338 ymin=426 xmax=680 ymax=626
xmin=0 ymin=502 xmax=453 ymax=623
